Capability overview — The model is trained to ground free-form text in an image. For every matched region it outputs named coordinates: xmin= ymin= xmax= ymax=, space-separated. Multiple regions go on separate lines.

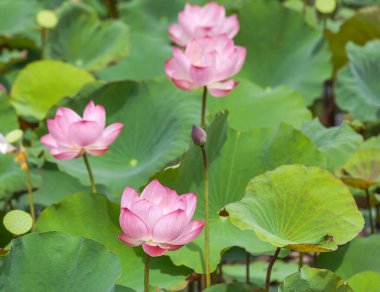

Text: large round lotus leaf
xmin=347 ymin=271 xmax=380 ymax=292
xmin=47 ymin=2 xmax=128 ymax=72
xmin=279 ymin=266 xmax=353 ymax=292
xmin=236 ymin=0 xmax=331 ymax=104
xmin=10 ymin=60 xmax=95 ymax=120
xmin=36 ymin=192 xmax=191 ymax=290
xmin=156 ymin=113 xmax=327 ymax=273
xmin=316 ymin=235 xmax=380 ymax=278
xmin=336 ymin=149 xmax=380 ymax=189
xmin=3 ymin=210 xmax=32 ymax=235
xmin=227 ymin=165 xmax=364 ymax=252
xmin=301 ymin=119 xmax=362 ymax=170
xmin=326 ymin=7 xmax=380 ymax=72
xmin=207 ymin=80 xmax=311 ymax=131
xmin=48 ymin=79 xmax=198 ymax=195
xmin=335 ymin=41 xmax=380 ymax=121
xmin=0 ymin=231 xmax=121 ymax=291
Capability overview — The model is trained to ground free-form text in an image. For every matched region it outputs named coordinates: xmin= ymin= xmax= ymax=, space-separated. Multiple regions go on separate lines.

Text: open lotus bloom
xmin=169 ymin=2 xmax=239 ymax=47
xmin=0 ymin=134 xmax=16 ymax=154
xmin=165 ymin=34 xmax=246 ymax=97
xmin=118 ymin=180 xmax=205 ymax=257
xmin=40 ymin=101 xmax=124 ymax=160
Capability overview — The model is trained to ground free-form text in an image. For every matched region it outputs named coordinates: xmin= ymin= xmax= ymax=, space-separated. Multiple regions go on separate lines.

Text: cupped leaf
xmin=0 ymin=231 xmax=121 ymax=291
xmin=10 ymin=60 xmax=95 ymax=120
xmin=208 ymin=81 xmax=311 ymax=130
xmin=36 ymin=192 xmax=191 ymax=290
xmin=347 ymin=271 xmax=380 ymax=292
xmin=301 ymin=119 xmax=363 ymax=169
xmin=48 ymin=79 xmax=198 ymax=195
xmin=47 ymin=2 xmax=129 ymax=72
xmin=316 ymin=235 xmax=380 ymax=278
xmin=236 ymin=0 xmax=331 ymax=104
xmin=0 ymin=49 xmax=27 ymax=74
xmin=227 ymin=165 xmax=364 ymax=252
xmin=157 ymin=113 xmax=327 ymax=273
xmin=336 ymin=149 xmax=380 ymax=189
xmin=279 ymin=266 xmax=353 ymax=292
xmin=326 ymin=6 xmax=380 ymax=72
xmin=335 ymin=40 xmax=380 ymax=121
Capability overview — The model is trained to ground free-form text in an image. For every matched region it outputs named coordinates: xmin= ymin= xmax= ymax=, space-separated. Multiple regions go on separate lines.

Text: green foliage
xmin=49 ymin=79 xmax=199 ymax=195
xmin=279 ymin=266 xmax=353 ymax=292
xmin=227 ymin=165 xmax=364 ymax=252
xmin=208 ymin=81 xmax=311 ymax=130
xmin=36 ymin=192 xmax=191 ymax=290
xmin=158 ymin=114 xmax=327 ymax=272
xmin=0 ymin=94 xmax=18 ymax=133
xmin=236 ymin=0 xmax=331 ymax=104
xmin=347 ymin=271 xmax=380 ymax=292
xmin=47 ymin=2 xmax=129 ymax=71
xmin=316 ymin=235 xmax=380 ymax=279
xmin=10 ymin=60 xmax=95 ymax=120
xmin=0 ymin=231 xmax=122 ymax=291
xmin=335 ymin=41 xmax=380 ymax=121
xmin=301 ymin=119 xmax=363 ymax=170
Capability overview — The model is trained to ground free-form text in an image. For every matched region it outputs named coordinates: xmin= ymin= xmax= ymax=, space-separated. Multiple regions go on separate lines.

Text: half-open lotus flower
xmin=0 ymin=133 xmax=16 ymax=154
xmin=169 ymin=2 xmax=239 ymax=47
xmin=165 ymin=34 xmax=246 ymax=97
xmin=41 ymin=101 xmax=123 ymax=160
xmin=118 ymin=180 xmax=205 ymax=257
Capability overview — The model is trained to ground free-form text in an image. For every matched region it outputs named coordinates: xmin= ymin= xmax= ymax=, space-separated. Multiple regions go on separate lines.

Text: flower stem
xmin=298 ymin=252 xmax=304 ymax=271
xmin=24 ymin=159 xmax=36 ymax=231
xmin=83 ymin=153 xmax=96 ymax=193
xmin=266 ymin=248 xmax=281 ymax=292
xmin=40 ymin=28 xmax=48 ymax=59
xmin=201 ymin=86 xmax=208 ymax=128
xmin=246 ymin=252 xmax=251 ymax=284
xmin=199 ymin=86 xmax=211 ymax=287
xmin=144 ymin=254 xmax=150 ymax=292
xmin=365 ymin=188 xmax=374 ymax=234
xmin=103 ymin=0 xmax=119 ymax=18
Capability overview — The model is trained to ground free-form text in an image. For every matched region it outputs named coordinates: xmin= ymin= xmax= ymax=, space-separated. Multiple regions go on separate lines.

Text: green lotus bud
xmin=5 ymin=129 xmax=23 ymax=144
xmin=36 ymin=10 xmax=58 ymax=29
xmin=3 ymin=210 xmax=33 ymax=235
xmin=315 ymin=0 xmax=336 ymax=14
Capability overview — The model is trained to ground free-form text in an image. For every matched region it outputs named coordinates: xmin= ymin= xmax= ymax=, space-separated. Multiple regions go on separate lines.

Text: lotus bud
xmin=192 ymin=125 xmax=207 ymax=146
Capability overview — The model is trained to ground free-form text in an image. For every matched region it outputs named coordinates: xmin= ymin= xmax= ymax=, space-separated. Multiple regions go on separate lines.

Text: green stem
xmin=199 ymin=86 xmax=211 ymax=287
xmin=40 ymin=28 xmax=48 ymax=59
xmin=266 ymin=248 xmax=281 ymax=292
xmin=201 ymin=86 xmax=208 ymax=128
xmin=246 ymin=252 xmax=251 ymax=284
xmin=144 ymin=254 xmax=150 ymax=292
xmin=200 ymin=145 xmax=210 ymax=287
xmin=298 ymin=252 xmax=304 ymax=271
xmin=83 ymin=153 xmax=96 ymax=193
xmin=24 ymin=162 xmax=36 ymax=231
xmin=366 ymin=188 xmax=374 ymax=234
xmin=103 ymin=0 xmax=119 ymax=19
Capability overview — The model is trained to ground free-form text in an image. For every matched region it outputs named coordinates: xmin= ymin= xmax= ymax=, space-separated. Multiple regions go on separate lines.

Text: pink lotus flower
xmin=40 ymin=101 xmax=123 ymax=160
xmin=118 ymin=180 xmax=205 ymax=257
xmin=165 ymin=34 xmax=246 ymax=97
xmin=169 ymin=2 xmax=239 ymax=47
